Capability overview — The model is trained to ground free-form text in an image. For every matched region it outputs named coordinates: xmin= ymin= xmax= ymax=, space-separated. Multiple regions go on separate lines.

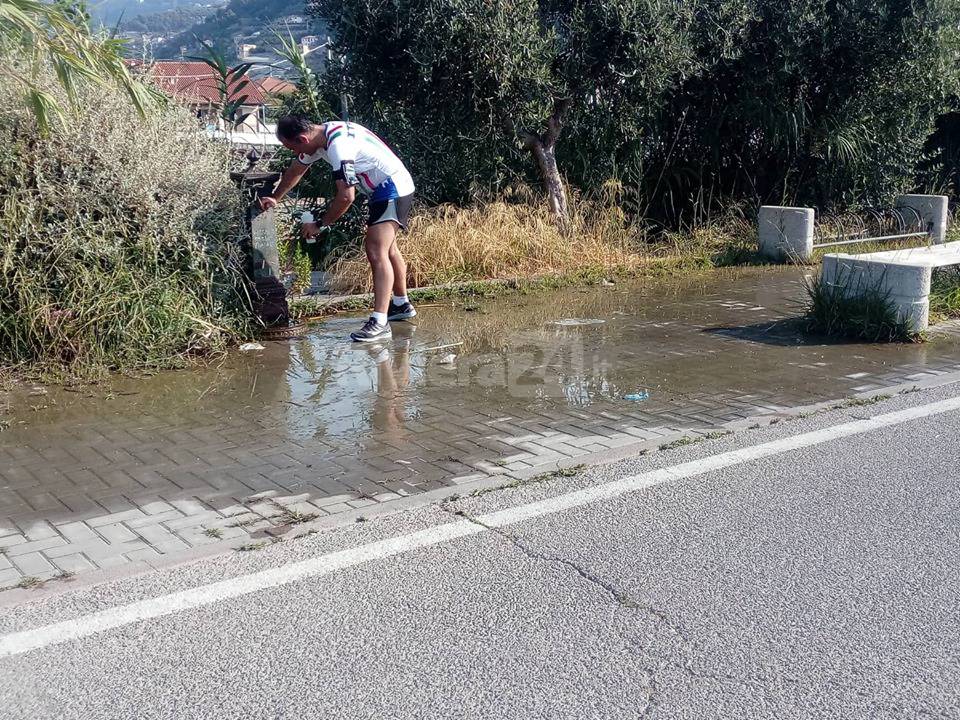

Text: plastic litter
xmin=239 ymin=342 xmax=266 ymax=352
xmin=623 ymin=391 xmax=650 ymax=402
xmin=550 ymin=318 xmax=606 ymax=326
xmin=438 ymin=353 xmax=457 ymax=365
xmin=416 ymin=342 xmax=464 ymax=353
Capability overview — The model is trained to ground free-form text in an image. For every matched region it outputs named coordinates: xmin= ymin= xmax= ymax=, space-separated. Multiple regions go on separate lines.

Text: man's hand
xmin=263 ymin=162 xmax=309 ymax=212
xmin=302 ymin=222 xmax=331 ymax=242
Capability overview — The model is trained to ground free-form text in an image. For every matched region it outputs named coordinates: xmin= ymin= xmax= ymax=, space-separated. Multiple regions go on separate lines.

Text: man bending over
xmin=259 ymin=115 xmax=416 ymax=341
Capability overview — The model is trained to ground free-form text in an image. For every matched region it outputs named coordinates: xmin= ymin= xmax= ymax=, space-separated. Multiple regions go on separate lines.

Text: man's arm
xmin=259 ymin=161 xmax=310 ymax=210
xmin=302 ymin=180 xmax=356 ymax=238
xmin=320 ymin=179 xmax=356 ymax=226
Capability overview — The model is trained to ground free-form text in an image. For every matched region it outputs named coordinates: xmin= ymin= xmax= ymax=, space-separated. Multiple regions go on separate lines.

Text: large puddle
xmin=6 ymin=266 xmax=960 ymax=432
xmin=3 ymin=266 xmax=960 ymax=536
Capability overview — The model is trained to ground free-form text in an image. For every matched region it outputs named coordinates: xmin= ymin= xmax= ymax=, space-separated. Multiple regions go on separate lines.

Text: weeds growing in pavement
xmin=460 ymin=464 xmax=586 ymax=500
xmin=237 ymin=541 xmax=269 ymax=552
xmin=659 ymin=436 xmax=697 ymax=451
xmin=658 ymin=431 xmax=730 ymax=451
xmin=267 ymin=500 xmax=319 ymax=526
xmin=276 ymin=508 xmax=319 ymax=525
xmin=832 ymin=394 xmax=892 ymax=409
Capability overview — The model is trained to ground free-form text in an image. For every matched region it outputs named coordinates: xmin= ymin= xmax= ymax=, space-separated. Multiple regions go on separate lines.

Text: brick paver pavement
xmin=2 ymin=267 xmax=960 ymax=586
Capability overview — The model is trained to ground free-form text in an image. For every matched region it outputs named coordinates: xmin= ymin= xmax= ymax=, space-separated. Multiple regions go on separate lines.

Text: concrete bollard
xmin=758 ymin=206 xmax=815 ymax=262
xmin=895 ymin=194 xmax=949 ymax=245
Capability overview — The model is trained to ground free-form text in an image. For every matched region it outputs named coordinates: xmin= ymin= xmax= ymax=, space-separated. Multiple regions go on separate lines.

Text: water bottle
xmin=301 ymin=211 xmax=317 ymax=244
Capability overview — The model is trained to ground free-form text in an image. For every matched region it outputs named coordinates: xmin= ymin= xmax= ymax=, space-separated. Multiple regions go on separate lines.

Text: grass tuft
xmin=929 ymin=267 xmax=960 ymax=324
xmin=803 ymin=273 xmax=916 ymax=343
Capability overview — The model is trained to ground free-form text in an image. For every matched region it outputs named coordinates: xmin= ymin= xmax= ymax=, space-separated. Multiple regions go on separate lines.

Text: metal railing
xmin=812 ymin=207 xmax=932 ymax=250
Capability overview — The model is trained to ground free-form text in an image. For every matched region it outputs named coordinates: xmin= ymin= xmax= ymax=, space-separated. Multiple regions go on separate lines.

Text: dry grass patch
xmin=328 ymin=199 xmax=648 ymax=293
xmin=327 ymin=192 xmax=761 ymax=294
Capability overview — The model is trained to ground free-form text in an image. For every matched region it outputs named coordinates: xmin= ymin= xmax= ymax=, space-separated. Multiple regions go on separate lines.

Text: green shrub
xmin=0 ymin=60 xmax=252 ymax=375
xmin=929 ymin=267 xmax=960 ymax=323
xmin=315 ymin=0 xmax=960 ymax=223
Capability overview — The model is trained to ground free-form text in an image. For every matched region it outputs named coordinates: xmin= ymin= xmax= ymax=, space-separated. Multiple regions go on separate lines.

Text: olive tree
xmin=310 ymin=0 xmax=702 ymax=219
xmin=309 ymin=0 xmax=960 ymax=223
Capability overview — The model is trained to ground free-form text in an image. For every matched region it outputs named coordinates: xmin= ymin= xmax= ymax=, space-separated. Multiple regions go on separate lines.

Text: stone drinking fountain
xmin=230 ymin=154 xmax=306 ymax=340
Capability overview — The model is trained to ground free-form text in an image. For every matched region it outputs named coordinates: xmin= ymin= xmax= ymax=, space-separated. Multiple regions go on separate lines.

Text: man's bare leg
xmin=388 ymin=239 xmax=408 ymax=299
xmin=351 ymin=222 xmax=397 ymax=341
xmin=384 ymin=229 xmax=416 ymax=320
xmin=365 ymin=221 xmax=396 ymax=316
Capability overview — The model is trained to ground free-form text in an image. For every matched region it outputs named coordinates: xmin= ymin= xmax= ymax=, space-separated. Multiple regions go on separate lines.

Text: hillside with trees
xmin=155 ymin=0 xmax=307 ymax=59
xmin=121 ymin=5 xmax=220 ymax=34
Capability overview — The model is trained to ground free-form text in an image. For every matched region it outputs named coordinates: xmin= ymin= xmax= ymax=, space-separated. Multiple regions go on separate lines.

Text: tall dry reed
xmin=328 ymin=191 xmax=648 ymax=293
xmin=328 ymin=184 xmax=758 ymax=293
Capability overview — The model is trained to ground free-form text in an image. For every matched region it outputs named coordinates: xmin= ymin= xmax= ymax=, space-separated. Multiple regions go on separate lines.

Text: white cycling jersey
xmin=297 ymin=121 xmax=415 ymax=202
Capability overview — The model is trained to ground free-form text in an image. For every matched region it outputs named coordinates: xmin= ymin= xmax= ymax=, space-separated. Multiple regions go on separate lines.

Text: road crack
xmin=441 ymin=505 xmax=689 ymax=637
xmin=439 ymin=503 xmax=694 ymax=717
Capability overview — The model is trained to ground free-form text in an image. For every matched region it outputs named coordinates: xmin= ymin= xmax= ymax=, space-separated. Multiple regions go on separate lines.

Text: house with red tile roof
xmin=257 ymin=75 xmax=297 ymax=105
xmin=134 ymin=60 xmax=267 ymax=123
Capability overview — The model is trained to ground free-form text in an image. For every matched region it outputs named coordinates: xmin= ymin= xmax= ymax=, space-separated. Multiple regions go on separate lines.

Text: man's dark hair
xmin=276 ymin=115 xmax=314 ymax=141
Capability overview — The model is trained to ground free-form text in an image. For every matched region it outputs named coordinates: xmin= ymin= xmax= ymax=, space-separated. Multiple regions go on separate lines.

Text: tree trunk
xmin=521 ymin=98 xmax=572 ymax=226
xmin=528 ymin=138 xmax=568 ymax=219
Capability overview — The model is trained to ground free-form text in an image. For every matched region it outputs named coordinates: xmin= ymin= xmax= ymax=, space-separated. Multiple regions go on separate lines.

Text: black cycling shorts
xmin=368 ymin=194 xmax=413 ymax=230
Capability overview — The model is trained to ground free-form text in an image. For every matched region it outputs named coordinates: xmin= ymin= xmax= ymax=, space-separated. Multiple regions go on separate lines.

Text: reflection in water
xmin=369 ymin=341 xmax=411 ymax=433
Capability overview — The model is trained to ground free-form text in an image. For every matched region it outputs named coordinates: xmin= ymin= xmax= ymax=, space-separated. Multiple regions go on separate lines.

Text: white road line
xmin=3 ymin=394 xmax=960 ymax=659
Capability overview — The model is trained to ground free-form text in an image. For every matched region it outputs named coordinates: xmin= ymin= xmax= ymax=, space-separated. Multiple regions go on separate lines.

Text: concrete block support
xmin=821 ymin=254 xmax=932 ymax=332
xmin=895 ymin=194 xmax=949 ymax=245
xmin=758 ymin=206 xmax=815 ymax=262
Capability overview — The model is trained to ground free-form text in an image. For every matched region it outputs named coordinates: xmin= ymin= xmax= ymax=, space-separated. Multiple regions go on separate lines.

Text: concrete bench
xmin=821 ymin=242 xmax=960 ymax=332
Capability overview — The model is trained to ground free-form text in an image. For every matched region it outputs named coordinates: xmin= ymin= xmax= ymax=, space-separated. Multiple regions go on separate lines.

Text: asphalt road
xmin=1 ymin=385 xmax=959 ymax=719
